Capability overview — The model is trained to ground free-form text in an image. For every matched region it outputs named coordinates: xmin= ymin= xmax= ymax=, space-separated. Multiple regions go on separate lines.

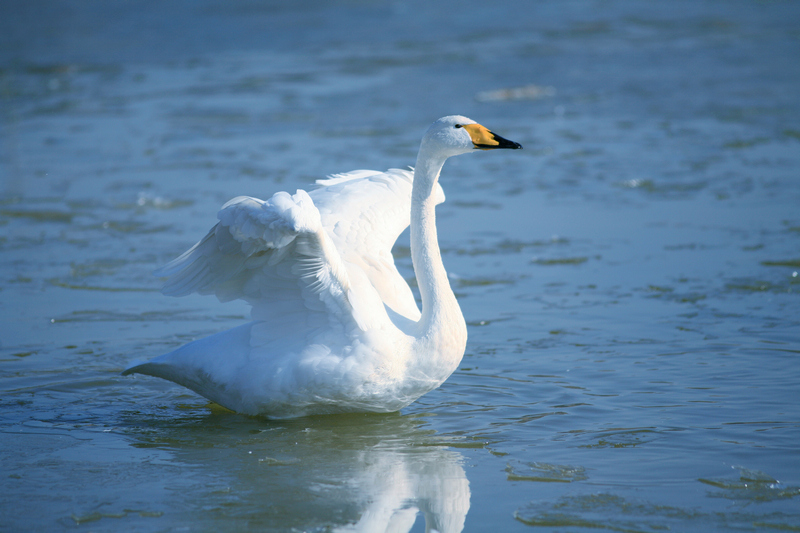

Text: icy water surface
xmin=2 ymin=1 xmax=799 ymax=531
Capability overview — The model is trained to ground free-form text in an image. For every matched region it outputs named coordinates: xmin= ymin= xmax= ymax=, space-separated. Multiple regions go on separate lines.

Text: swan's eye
xmin=454 ymin=124 xmax=463 ymax=129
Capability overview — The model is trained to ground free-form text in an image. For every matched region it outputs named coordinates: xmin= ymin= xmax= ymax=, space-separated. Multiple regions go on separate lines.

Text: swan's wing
xmin=315 ymin=169 xmax=385 ymax=187
xmin=155 ymin=189 xmax=366 ymax=333
xmin=312 ymin=168 xmax=445 ymax=321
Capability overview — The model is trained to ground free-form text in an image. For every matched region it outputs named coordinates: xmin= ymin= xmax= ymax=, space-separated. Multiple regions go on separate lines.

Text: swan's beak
xmin=463 ymin=124 xmax=523 ymax=150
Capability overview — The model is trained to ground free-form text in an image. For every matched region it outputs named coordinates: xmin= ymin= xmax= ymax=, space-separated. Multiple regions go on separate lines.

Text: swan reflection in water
xmin=126 ymin=410 xmax=469 ymax=532
xmin=332 ymin=443 xmax=470 ymax=533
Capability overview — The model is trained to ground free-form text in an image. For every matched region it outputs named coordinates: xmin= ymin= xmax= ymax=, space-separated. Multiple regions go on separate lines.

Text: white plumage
xmin=123 ymin=116 xmax=521 ymax=418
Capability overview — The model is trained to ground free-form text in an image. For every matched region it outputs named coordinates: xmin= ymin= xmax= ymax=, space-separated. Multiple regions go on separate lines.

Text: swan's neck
xmin=411 ymin=149 xmax=467 ymax=350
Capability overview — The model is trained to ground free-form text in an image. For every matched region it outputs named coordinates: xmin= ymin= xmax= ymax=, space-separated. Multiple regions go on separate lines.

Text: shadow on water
xmin=116 ymin=408 xmax=470 ymax=532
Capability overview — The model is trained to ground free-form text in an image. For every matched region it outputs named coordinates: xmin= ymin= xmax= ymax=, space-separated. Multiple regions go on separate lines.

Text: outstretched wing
xmin=155 ymin=189 xmax=364 ymax=334
xmin=154 ymin=168 xmax=445 ymax=333
xmin=312 ymin=168 xmax=445 ymax=320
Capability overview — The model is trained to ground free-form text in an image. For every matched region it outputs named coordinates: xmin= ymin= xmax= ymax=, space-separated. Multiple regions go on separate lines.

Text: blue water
xmin=1 ymin=1 xmax=799 ymax=531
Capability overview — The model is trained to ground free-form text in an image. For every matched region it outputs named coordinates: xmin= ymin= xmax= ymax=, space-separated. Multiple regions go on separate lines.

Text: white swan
xmin=123 ymin=116 xmax=521 ymax=418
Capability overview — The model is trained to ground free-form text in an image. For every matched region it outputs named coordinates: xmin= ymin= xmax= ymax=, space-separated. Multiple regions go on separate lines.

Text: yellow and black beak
xmin=462 ymin=123 xmax=522 ymax=150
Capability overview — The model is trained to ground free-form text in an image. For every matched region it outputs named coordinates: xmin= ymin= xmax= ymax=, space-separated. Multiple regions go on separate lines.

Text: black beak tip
xmin=498 ymin=138 xmax=522 ymax=150
xmin=492 ymin=132 xmax=522 ymax=150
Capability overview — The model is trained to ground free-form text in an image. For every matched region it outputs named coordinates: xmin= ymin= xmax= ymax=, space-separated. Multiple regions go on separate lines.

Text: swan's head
xmin=421 ymin=115 xmax=522 ymax=157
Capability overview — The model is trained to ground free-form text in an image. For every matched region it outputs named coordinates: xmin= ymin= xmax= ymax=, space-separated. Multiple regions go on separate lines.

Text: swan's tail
xmin=121 ymin=322 xmax=257 ymax=413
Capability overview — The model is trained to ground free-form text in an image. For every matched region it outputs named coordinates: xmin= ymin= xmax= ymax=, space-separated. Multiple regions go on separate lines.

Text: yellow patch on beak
xmin=462 ymin=123 xmax=522 ymax=150
xmin=463 ymin=124 xmax=499 ymax=148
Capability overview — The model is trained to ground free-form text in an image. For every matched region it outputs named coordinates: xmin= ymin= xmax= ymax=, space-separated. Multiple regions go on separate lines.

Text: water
xmin=2 ymin=1 xmax=799 ymax=531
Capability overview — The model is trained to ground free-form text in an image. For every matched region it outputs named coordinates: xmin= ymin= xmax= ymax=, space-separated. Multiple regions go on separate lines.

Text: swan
xmin=123 ymin=116 xmax=521 ymax=418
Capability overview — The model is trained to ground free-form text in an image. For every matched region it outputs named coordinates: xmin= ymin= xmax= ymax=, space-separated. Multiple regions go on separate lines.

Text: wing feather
xmin=311 ymin=168 xmax=445 ymax=320
xmin=155 ymin=189 xmax=358 ymax=331
xmin=154 ymin=168 xmax=445 ymax=334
